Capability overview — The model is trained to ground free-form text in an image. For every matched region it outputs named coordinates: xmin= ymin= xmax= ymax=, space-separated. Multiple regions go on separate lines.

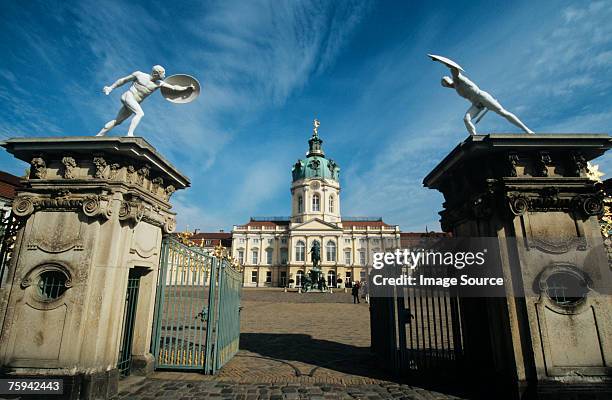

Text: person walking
xmin=362 ymin=281 xmax=370 ymax=304
xmin=352 ymin=282 xmax=360 ymax=304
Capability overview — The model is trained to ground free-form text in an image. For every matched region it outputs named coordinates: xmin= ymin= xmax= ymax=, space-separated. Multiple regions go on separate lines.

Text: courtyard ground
xmin=115 ymin=288 xmax=466 ymax=399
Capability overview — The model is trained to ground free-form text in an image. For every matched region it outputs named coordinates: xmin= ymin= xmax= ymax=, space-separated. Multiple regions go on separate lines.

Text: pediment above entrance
xmin=291 ymin=218 xmax=341 ymax=231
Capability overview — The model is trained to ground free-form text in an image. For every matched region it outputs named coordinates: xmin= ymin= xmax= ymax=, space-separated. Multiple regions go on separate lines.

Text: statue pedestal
xmin=424 ymin=134 xmax=612 ymax=399
xmin=0 ymin=137 xmax=189 ymax=399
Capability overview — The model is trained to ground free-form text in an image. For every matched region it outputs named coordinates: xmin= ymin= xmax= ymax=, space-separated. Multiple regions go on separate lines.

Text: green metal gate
xmin=117 ymin=270 xmax=141 ymax=376
xmin=152 ymin=236 xmax=242 ymax=374
xmin=213 ymin=257 xmax=242 ymax=370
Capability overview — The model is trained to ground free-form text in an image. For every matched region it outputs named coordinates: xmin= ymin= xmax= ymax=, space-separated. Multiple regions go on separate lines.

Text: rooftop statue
xmin=96 ymin=65 xmax=199 ymax=137
xmin=428 ymin=54 xmax=533 ymax=135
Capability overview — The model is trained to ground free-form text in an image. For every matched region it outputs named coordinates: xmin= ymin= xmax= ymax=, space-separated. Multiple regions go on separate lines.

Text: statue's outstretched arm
xmin=103 ymin=73 xmax=136 ymax=95
xmin=161 ymin=81 xmax=194 ymax=92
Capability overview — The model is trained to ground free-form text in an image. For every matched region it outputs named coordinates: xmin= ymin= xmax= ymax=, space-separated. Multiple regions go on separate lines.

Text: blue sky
xmin=1 ymin=0 xmax=611 ymax=232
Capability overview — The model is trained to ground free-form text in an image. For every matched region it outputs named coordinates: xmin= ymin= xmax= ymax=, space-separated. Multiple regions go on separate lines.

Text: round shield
xmin=427 ymin=54 xmax=465 ymax=72
xmin=161 ymin=74 xmax=201 ymax=104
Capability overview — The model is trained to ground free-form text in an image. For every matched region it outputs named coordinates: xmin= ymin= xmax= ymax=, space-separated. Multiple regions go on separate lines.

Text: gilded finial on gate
xmin=213 ymin=243 xmax=225 ymax=258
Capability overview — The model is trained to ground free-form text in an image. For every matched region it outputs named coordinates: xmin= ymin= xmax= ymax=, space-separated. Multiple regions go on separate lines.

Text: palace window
xmin=268 ymin=238 xmax=273 ymax=245
xmin=252 ymin=249 xmax=258 ymax=264
xmin=359 ymin=250 xmax=366 ymax=265
xmin=296 ymin=270 xmax=304 ymax=287
xmin=205 ymin=240 xmax=212 ymax=245
xmin=312 ymin=194 xmax=320 ymax=212
xmin=344 ymin=238 xmax=351 ymax=244
xmin=344 ymin=250 xmax=351 ymax=265
xmin=326 ymin=241 xmax=336 ymax=262
xmin=281 ymin=238 xmax=287 ymax=245
xmin=239 ymin=238 xmax=245 ymax=244
xmin=298 ymin=195 xmax=303 ymax=213
xmin=266 ymin=248 xmax=273 ymax=264
xmin=251 ymin=270 xmax=258 ymax=283
xmin=329 ymin=196 xmax=334 ymax=213
xmin=280 ymin=248 xmax=288 ymax=264
xmin=237 ymin=250 xmax=244 ymax=264
xmin=253 ymin=238 xmax=259 ymax=244
xmin=266 ymin=271 xmax=272 ymax=283
xmin=296 ymin=241 xmax=305 ymax=262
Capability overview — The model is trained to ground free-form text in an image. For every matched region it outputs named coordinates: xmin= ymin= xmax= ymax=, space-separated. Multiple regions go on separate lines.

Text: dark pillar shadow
xmin=239 ymin=332 xmax=392 ymax=380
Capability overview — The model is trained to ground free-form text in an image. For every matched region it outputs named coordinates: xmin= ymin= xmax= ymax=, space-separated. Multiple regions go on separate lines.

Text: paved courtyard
xmin=115 ymin=289 xmax=466 ymax=399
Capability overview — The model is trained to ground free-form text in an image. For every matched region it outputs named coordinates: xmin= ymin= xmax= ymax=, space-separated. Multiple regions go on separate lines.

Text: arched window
xmin=326 ymin=240 xmax=336 ymax=262
xmin=329 ymin=195 xmax=334 ymax=213
xmin=296 ymin=270 xmax=304 ymax=287
xmin=312 ymin=193 xmax=320 ymax=212
xmin=327 ymin=270 xmax=336 ymax=287
xmin=266 ymin=248 xmax=273 ymax=264
xmin=296 ymin=241 xmax=305 ymax=262
xmin=298 ymin=195 xmax=303 ymax=213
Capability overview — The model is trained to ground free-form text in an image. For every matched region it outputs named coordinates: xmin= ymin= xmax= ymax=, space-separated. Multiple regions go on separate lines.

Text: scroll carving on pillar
xmin=11 ymin=193 xmax=112 ymax=221
xmin=505 ymin=191 xmax=604 ymax=217
xmin=82 ymin=195 xmax=113 ymax=219
xmin=163 ymin=216 xmax=177 ymax=233
xmin=119 ymin=200 xmax=145 ymax=223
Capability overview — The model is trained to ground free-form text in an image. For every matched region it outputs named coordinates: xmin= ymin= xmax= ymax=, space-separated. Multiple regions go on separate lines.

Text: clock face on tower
xmin=310 ymin=181 xmax=321 ymax=190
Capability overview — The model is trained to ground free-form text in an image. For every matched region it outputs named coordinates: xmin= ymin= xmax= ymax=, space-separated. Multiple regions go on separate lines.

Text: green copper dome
xmin=292 ymin=127 xmax=340 ymax=182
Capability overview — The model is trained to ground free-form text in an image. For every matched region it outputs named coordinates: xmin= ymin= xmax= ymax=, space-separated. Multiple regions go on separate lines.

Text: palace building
xmin=231 ymin=121 xmax=401 ymax=288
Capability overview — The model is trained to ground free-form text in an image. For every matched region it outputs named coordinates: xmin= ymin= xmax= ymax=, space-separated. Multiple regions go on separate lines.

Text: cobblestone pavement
xmin=115 ymin=289 xmax=467 ymax=399
xmin=115 ymin=379 xmax=465 ymax=399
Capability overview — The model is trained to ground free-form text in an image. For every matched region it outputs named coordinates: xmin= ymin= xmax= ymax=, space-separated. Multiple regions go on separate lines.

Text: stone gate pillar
xmin=424 ymin=134 xmax=612 ymax=399
xmin=0 ymin=137 xmax=189 ymax=399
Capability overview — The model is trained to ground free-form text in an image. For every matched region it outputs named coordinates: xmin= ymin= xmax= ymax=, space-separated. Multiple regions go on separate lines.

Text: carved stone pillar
xmin=424 ymin=134 xmax=612 ymax=399
xmin=0 ymin=137 xmax=189 ymax=399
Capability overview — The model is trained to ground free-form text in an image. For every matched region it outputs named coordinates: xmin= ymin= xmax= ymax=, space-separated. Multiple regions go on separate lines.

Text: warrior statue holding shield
xmin=96 ymin=65 xmax=200 ymax=137
xmin=428 ymin=54 xmax=533 ymax=135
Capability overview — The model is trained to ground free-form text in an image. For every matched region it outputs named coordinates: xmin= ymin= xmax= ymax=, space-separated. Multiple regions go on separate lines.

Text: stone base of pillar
xmin=424 ymin=133 xmax=612 ymax=398
xmin=130 ymin=353 xmax=155 ymax=376
xmin=0 ymin=137 xmax=190 ymax=398
xmin=536 ymin=383 xmax=612 ymax=400
xmin=0 ymin=369 xmax=119 ymax=400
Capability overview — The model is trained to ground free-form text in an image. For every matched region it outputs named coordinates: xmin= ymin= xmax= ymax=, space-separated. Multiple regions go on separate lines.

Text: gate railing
xmin=117 ymin=270 xmax=141 ymax=376
xmin=0 ymin=213 xmax=23 ymax=287
xmin=370 ymin=265 xmax=464 ymax=385
xmin=152 ymin=236 xmax=242 ymax=374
